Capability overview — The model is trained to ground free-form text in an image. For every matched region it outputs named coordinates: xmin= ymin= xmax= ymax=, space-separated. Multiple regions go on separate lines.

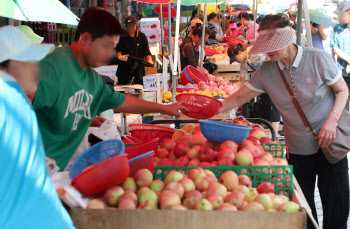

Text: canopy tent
xmin=0 ymin=0 xmax=79 ymax=25
xmin=173 ymin=3 xmax=196 ymax=17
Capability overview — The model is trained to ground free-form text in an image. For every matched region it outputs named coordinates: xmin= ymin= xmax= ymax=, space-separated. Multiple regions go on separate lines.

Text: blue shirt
xmin=311 ymin=31 xmax=325 ymax=50
xmin=330 ymin=23 xmax=350 ymax=77
xmin=0 ymin=71 xmax=74 ymax=229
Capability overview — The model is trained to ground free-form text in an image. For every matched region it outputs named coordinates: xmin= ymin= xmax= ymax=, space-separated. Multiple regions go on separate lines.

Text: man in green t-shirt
xmin=32 ymin=7 xmax=183 ymax=170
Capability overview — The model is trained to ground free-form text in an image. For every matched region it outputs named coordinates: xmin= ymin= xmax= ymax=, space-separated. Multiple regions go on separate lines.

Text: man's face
xmin=6 ymin=60 xmax=39 ymax=94
xmin=126 ymin=24 xmax=137 ymax=35
xmin=338 ymin=11 xmax=350 ymax=24
xmin=266 ymin=46 xmax=289 ymax=62
xmin=290 ymin=16 xmax=296 ymax=23
xmin=82 ymin=34 xmax=120 ymax=68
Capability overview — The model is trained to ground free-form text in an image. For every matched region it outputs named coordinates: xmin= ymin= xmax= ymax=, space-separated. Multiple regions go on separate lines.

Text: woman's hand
xmin=318 ymin=115 xmax=338 ymax=148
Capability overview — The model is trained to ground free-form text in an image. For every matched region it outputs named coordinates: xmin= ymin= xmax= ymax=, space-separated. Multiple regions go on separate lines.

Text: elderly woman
xmin=220 ymin=15 xmax=349 ymax=229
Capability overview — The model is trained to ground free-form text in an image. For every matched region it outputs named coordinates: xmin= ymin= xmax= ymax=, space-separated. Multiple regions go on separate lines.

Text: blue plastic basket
xmin=69 ymin=139 xmax=125 ymax=179
xmin=199 ymin=120 xmax=251 ymax=143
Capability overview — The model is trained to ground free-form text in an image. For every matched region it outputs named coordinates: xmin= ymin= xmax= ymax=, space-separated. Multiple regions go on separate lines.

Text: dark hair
xmin=0 ymin=60 xmax=10 ymax=68
xmin=311 ymin=22 xmax=319 ymax=27
xmin=192 ymin=8 xmax=198 ymax=18
xmin=74 ymin=7 xmax=122 ymax=42
xmin=249 ymin=14 xmax=254 ymax=21
xmin=258 ymin=14 xmax=292 ymax=31
xmin=192 ymin=25 xmax=211 ymax=36
xmin=228 ymin=43 xmax=243 ymax=56
xmin=208 ymin=12 xmax=217 ymax=21
xmin=238 ymin=12 xmax=251 ymax=21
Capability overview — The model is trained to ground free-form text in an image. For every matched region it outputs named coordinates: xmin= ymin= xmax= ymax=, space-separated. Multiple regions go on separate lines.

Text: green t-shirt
xmin=33 ymin=46 xmax=125 ymax=170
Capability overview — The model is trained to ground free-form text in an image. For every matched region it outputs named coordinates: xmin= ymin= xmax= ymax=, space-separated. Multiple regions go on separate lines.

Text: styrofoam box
xmin=140 ymin=18 xmax=160 ymax=32
xmin=143 ymin=31 xmax=160 ymax=43
xmin=143 ymin=73 xmax=170 ymax=89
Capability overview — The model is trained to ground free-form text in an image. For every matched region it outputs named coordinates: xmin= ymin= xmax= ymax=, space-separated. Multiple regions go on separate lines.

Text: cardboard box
xmin=143 ymin=73 xmax=170 ymax=90
xmin=143 ymin=31 xmax=160 ymax=43
xmin=94 ymin=65 xmax=118 ymax=84
xmin=142 ymin=90 xmax=157 ymax=102
xmin=70 ymin=209 xmax=307 ymax=229
xmin=140 ymin=18 xmax=160 ymax=33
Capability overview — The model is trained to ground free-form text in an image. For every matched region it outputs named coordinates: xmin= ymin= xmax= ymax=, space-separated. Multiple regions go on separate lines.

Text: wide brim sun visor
xmin=248 ymin=27 xmax=293 ymax=55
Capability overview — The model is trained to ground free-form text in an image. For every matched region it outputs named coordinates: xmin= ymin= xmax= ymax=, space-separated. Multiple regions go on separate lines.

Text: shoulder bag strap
xmin=276 ymin=62 xmax=318 ymax=139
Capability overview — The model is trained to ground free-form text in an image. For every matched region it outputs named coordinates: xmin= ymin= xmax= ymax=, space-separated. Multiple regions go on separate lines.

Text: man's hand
xmin=318 ymin=115 xmax=338 ymax=148
xmin=215 ymin=34 xmax=224 ymax=42
xmin=317 ymin=25 xmax=326 ymax=31
xmin=90 ymin=116 xmax=106 ymax=127
xmin=161 ymin=101 xmax=188 ymax=117
xmin=118 ymin=55 xmax=129 ymax=62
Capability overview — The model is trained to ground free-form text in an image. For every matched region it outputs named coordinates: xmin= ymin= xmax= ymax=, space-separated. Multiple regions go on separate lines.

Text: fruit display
xmin=86 ymin=168 xmax=300 ymax=212
xmin=163 ymin=72 xmax=239 ymax=102
xmin=154 ymin=118 xmax=282 ymax=168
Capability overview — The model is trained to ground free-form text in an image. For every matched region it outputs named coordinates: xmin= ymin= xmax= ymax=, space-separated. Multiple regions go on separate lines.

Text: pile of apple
xmin=87 ymin=168 xmax=300 ymax=212
xmin=154 ymin=117 xmax=286 ymax=168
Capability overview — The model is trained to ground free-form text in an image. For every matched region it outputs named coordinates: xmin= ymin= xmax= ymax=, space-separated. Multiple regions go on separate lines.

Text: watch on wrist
xmin=247 ymin=40 xmax=250 ymax=45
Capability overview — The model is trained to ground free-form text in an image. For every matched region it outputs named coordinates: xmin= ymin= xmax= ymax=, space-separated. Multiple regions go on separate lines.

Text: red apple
xmin=183 ymin=196 xmax=200 ymax=209
xmin=179 ymin=178 xmax=195 ymax=192
xmin=192 ymin=126 xmax=202 ymax=135
xmin=188 ymin=158 xmax=200 ymax=167
xmin=219 ymin=156 xmax=235 ymax=166
xmin=249 ymin=128 xmax=267 ymax=139
xmin=252 ymin=124 xmax=264 ymax=130
xmin=194 ymin=175 xmax=209 ymax=191
xmin=217 ymin=147 xmax=234 ymax=161
xmin=224 ymin=191 xmax=245 ymax=208
xmin=245 ymin=136 xmax=259 ymax=144
xmin=118 ymin=190 xmax=138 ymax=205
xmin=177 ymin=156 xmax=190 ymax=167
xmin=156 ymin=148 xmax=169 ymax=159
xmin=134 ymin=169 xmax=153 ymax=187
xmin=233 ymin=116 xmax=245 ymax=122
xmin=160 ymin=139 xmax=176 ymax=152
xmin=257 ymin=182 xmax=275 ymax=194
xmin=204 ymin=140 xmax=217 ymax=150
xmin=173 ymin=142 xmax=190 ymax=158
xmin=104 ymin=186 xmax=124 ymax=207
xmin=206 ymin=194 xmax=224 ymax=210
xmin=241 ymin=120 xmax=251 ymax=127
xmin=199 ymin=162 xmax=212 ymax=167
xmin=87 ymin=198 xmax=108 ymax=209
xmin=138 ymin=200 xmax=157 ymax=209
xmin=158 ymin=158 xmax=172 ymax=166
xmin=184 ymin=190 xmax=203 ymax=199
xmin=235 ymin=149 xmax=254 ymax=166
xmin=211 ymin=161 xmax=220 ymax=166
xmin=181 ymin=135 xmax=195 ymax=148
xmin=160 ymin=191 xmax=181 ymax=209
xmin=219 ymin=140 xmax=238 ymax=153
xmin=244 ymin=202 xmax=265 ymax=211
xmin=118 ymin=199 xmax=136 ymax=209
xmin=165 ymin=182 xmax=185 ymax=198
xmin=259 ymin=137 xmax=272 ymax=144
xmin=192 ymin=132 xmax=207 ymax=145
xmin=187 ymin=145 xmax=200 ymax=159
xmin=207 ymin=183 xmax=227 ymax=198
xmin=149 ymin=180 xmax=165 ymax=193
xmin=258 ymin=152 xmax=274 ymax=162
xmin=164 ymin=170 xmax=184 ymax=184
xmin=217 ymin=203 xmax=238 ymax=211
xmin=187 ymin=168 xmax=205 ymax=181
xmin=219 ymin=171 xmax=239 ymax=191
xmin=194 ymin=199 xmax=213 ymax=210
xmin=238 ymin=175 xmax=253 ymax=188
xmin=198 ymin=146 xmax=216 ymax=162
xmin=168 ymin=151 xmax=176 ymax=160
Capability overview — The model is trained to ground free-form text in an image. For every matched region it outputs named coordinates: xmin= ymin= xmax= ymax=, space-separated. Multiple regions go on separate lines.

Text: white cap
xmin=0 ymin=26 xmax=55 ymax=63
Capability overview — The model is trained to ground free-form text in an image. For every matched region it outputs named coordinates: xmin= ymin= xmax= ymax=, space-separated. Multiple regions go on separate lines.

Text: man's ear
xmin=80 ymin=32 xmax=92 ymax=45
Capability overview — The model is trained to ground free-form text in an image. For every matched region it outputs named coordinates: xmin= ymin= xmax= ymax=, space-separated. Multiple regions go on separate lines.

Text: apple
xmin=207 ymin=194 xmax=224 ymax=209
xmin=198 ymin=146 xmax=216 ymax=162
xmin=183 ymin=196 xmax=200 ymax=209
xmin=192 ymin=132 xmax=207 ymax=145
xmin=204 ymin=140 xmax=217 ymax=150
xmin=235 ymin=149 xmax=254 ymax=166
xmin=168 ymin=151 xmax=176 ymax=160
xmin=137 ymin=187 xmax=151 ymax=200
xmin=238 ymin=140 xmax=257 ymax=153
xmin=253 ymin=143 xmax=265 ymax=158
xmin=173 ymin=142 xmax=190 ymax=158
xmin=169 ymin=205 xmax=187 ymax=210
xmin=241 ymin=120 xmax=251 ymax=127
xmin=279 ymin=195 xmax=290 ymax=203
xmin=238 ymin=175 xmax=253 ymax=188
xmin=219 ymin=156 xmax=235 ymax=166
xmin=160 ymin=191 xmax=181 ymax=209
xmin=204 ymin=170 xmax=215 ymax=176
xmin=271 ymin=195 xmax=285 ymax=210
xmin=219 ymin=140 xmax=238 ymax=153
xmin=245 ymin=136 xmax=259 ymax=144
xmin=138 ymin=200 xmax=158 ymax=209
xmin=199 ymin=162 xmax=212 ymax=167
xmin=149 ymin=180 xmax=165 ymax=193
xmin=217 ymin=148 xmax=235 ymax=161
xmin=118 ymin=190 xmax=138 ymax=205
xmin=278 ymin=201 xmax=300 ymax=212
xmin=187 ymin=146 xmax=200 ymax=159
xmin=244 ymin=202 xmax=265 ymax=211
xmin=160 ymin=139 xmax=176 ymax=152
xmin=233 ymin=120 xmax=243 ymax=125
xmin=158 ymin=158 xmax=173 ymax=166
xmin=207 ymin=183 xmax=227 ymax=198
xmin=235 ymin=185 xmax=252 ymax=201
xmin=139 ymin=190 xmax=158 ymax=204
xmin=194 ymin=175 xmax=210 ymax=192
xmin=165 ymin=170 xmax=184 ymax=184
xmin=134 ymin=169 xmax=153 ymax=188
xmin=192 ymin=126 xmax=202 ymax=135
xmin=252 ymin=124 xmax=264 ymax=130
xmin=194 ymin=199 xmax=213 ymax=210
xmin=254 ymin=194 xmax=273 ymax=210
xmin=259 ymin=137 xmax=272 ymax=144
xmin=118 ymin=199 xmax=136 ymax=209
xmin=184 ymin=190 xmax=202 ymax=199
xmin=258 ymin=152 xmax=274 ymax=162
xmin=104 ymin=186 xmax=124 ymax=207
xmin=224 ymin=191 xmax=245 ymax=208
xmin=219 ymin=171 xmax=239 ymax=191
xmin=87 ymin=198 xmax=108 ymax=209
xmin=165 ymin=182 xmax=185 ymax=198
xmin=178 ymin=156 xmax=190 ymax=167
xmin=179 ymin=178 xmax=195 ymax=192
xmin=211 ymin=161 xmax=220 ymax=166
xmin=122 ymin=177 xmax=137 ymax=192
xmin=249 ymin=128 xmax=267 ymax=139
xmin=154 ymin=157 xmax=160 ymax=166
xmin=257 ymin=182 xmax=275 ymax=194
xmin=156 ymin=148 xmax=169 ymax=159
xmin=233 ymin=116 xmax=245 ymax=121
xmin=181 ymin=135 xmax=195 ymax=148
xmin=217 ymin=203 xmax=238 ymax=211
xmin=188 ymin=158 xmax=200 ymax=167
xmin=187 ymin=168 xmax=205 ymax=181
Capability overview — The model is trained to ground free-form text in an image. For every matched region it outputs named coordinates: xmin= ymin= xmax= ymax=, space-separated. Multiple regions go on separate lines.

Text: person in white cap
xmin=0 ymin=26 xmax=74 ymax=229
xmin=330 ymin=1 xmax=350 ymax=111
xmin=220 ymin=14 xmax=349 ymax=229
xmin=180 ymin=18 xmax=203 ymax=41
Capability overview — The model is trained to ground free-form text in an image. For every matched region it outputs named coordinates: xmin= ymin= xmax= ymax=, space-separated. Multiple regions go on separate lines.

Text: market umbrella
xmin=173 ymin=3 xmax=196 ymax=17
xmin=308 ymin=9 xmax=333 ymax=26
xmin=0 ymin=0 xmax=79 ymax=25
xmin=143 ymin=4 xmax=157 ymax=16
xmin=153 ymin=4 xmax=177 ymax=17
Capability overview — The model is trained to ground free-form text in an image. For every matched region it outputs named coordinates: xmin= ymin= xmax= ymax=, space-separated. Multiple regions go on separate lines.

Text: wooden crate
xmin=70 ymin=209 xmax=306 ymax=229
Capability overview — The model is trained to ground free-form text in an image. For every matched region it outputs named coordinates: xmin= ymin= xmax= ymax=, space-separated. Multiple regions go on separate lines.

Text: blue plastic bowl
xmin=199 ymin=120 xmax=251 ymax=143
xmin=69 ymin=139 xmax=125 ymax=180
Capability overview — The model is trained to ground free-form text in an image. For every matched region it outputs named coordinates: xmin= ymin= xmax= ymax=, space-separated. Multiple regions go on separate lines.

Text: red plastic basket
xmin=181 ymin=66 xmax=208 ymax=85
xmin=125 ymin=138 xmax=159 ymax=159
xmin=228 ymin=37 xmax=244 ymax=46
xmin=171 ymin=87 xmax=194 ymax=93
xmin=204 ymin=48 xmax=217 ymax=56
xmin=123 ymin=135 xmax=143 ymax=144
xmin=129 ymin=152 xmax=155 ymax=177
xmin=176 ymin=93 xmax=223 ymax=119
xmin=71 ymin=154 xmax=129 ymax=197
xmin=129 ymin=124 xmax=175 ymax=132
xmin=129 ymin=129 xmax=174 ymax=142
